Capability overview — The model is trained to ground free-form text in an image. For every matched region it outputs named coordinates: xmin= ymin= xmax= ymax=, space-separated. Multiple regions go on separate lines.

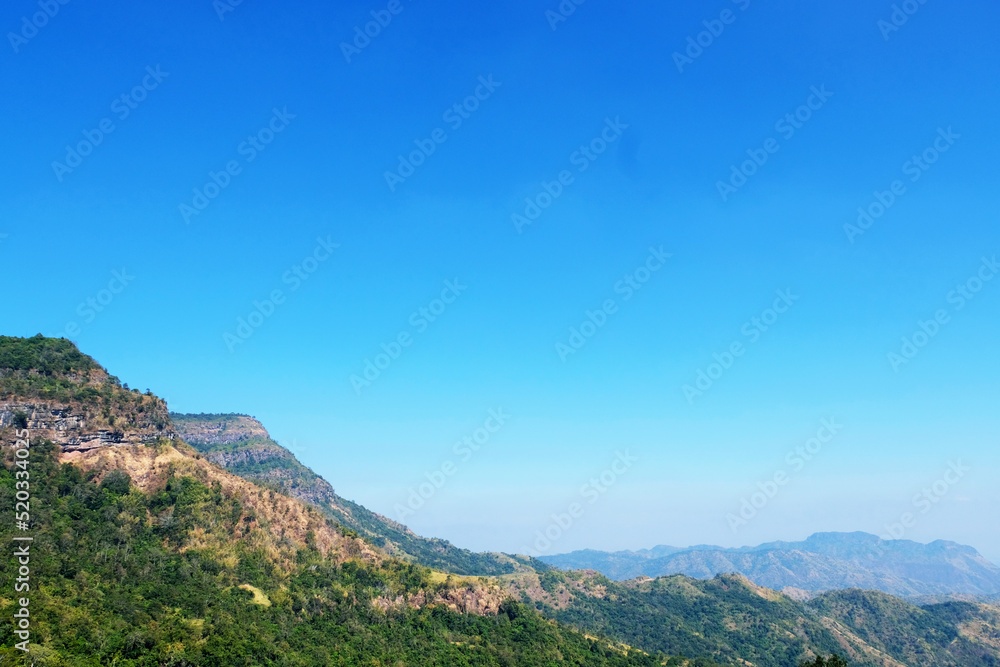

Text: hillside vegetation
xmin=171 ymin=412 xmax=544 ymax=577
xmin=0 ymin=337 xmax=663 ymax=665
xmin=2 ymin=336 xmax=999 ymax=667
xmin=0 ymin=437 xmax=661 ymax=666
xmin=503 ymin=566 xmax=1000 ymax=667
xmin=0 ymin=335 xmax=172 ymax=443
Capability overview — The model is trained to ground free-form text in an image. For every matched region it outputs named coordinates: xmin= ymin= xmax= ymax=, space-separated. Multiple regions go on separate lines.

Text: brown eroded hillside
xmin=56 ymin=439 xmax=508 ymax=615
xmin=171 ymin=411 xmax=545 ymax=577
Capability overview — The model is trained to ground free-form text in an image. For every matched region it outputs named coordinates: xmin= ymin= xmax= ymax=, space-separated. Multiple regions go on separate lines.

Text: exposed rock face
xmin=171 ymin=413 xmax=342 ymax=507
xmin=172 ymin=414 xmax=296 ymax=471
xmin=0 ymin=335 xmax=176 ymax=452
xmin=373 ymin=581 xmax=507 ymax=616
xmin=0 ymin=402 xmax=83 ymax=433
xmin=170 ymin=414 xmax=269 ymax=446
xmin=0 ymin=399 xmax=175 ymax=453
xmin=202 ymin=443 xmax=291 ymax=468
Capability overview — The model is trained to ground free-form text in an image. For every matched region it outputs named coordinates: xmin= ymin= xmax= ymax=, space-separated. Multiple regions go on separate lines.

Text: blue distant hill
xmin=540 ymin=531 xmax=1000 ymax=598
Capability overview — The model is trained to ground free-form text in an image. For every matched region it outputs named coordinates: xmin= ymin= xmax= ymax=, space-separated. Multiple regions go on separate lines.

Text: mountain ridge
xmin=539 ymin=531 xmax=1000 ymax=598
xmin=0 ymin=334 xmax=660 ymax=666
xmin=4 ymin=335 xmax=1000 ymax=666
xmin=170 ymin=411 xmax=548 ymax=577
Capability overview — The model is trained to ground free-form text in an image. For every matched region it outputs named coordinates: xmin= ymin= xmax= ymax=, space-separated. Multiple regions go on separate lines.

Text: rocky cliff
xmin=171 ymin=413 xmax=348 ymax=510
xmin=0 ymin=335 xmax=175 ymax=452
xmin=170 ymin=413 xmax=269 ymax=446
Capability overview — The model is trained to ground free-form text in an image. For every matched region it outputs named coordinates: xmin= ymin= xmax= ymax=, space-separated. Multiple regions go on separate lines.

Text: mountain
xmin=4 ymin=335 xmax=1000 ymax=666
xmin=505 ymin=569 xmax=1000 ymax=667
xmin=0 ymin=439 xmax=658 ymax=666
xmin=170 ymin=411 xmax=1000 ymax=666
xmin=540 ymin=532 xmax=1000 ymax=598
xmin=810 ymin=590 xmax=1000 ymax=666
xmin=0 ymin=335 xmax=657 ymax=666
xmin=170 ymin=411 xmax=546 ymax=577
xmin=0 ymin=335 xmax=175 ymax=451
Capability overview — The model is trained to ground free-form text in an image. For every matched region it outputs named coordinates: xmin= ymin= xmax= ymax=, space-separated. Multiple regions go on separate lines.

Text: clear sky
xmin=2 ymin=0 xmax=998 ymax=562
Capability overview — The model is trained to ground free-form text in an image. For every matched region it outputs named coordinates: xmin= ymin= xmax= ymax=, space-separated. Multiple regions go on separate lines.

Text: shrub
xmin=99 ymin=470 xmax=132 ymax=496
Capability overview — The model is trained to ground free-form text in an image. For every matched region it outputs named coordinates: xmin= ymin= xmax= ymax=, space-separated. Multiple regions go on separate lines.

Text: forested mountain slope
xmin=170 ymin=412 xmax=544 ymax=577
xmin=504 ymin=569 xmax=1000 ymax=667
xmin=0 ymin=335 xmax=658 ymax=666
xmin=3 ymin=336 xmax=999 ymax=667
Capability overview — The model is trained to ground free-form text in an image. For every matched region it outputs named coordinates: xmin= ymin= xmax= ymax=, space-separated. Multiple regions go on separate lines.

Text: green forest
xmin=0 ymin=439 xmax=662 ymax=666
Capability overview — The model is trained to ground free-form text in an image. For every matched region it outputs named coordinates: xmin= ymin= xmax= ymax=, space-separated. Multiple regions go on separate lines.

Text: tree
xmin=99 ymin=469 xmax=132 ymax=496
xmin=800 ymin=656 xmax=848 ymax=667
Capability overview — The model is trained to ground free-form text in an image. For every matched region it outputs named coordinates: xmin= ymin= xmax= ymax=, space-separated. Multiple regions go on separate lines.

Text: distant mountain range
xmin=539 ymin=532 xmax=1000 ymax=598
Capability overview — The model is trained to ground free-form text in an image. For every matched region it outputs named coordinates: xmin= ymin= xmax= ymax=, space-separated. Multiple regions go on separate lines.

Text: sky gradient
xmin=2 ymin=0 xmax=999 ymax=561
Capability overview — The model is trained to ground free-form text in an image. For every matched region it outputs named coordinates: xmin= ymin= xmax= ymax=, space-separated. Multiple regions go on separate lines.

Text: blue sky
xmin=2 ymin=0 xmax=999 ymax=561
